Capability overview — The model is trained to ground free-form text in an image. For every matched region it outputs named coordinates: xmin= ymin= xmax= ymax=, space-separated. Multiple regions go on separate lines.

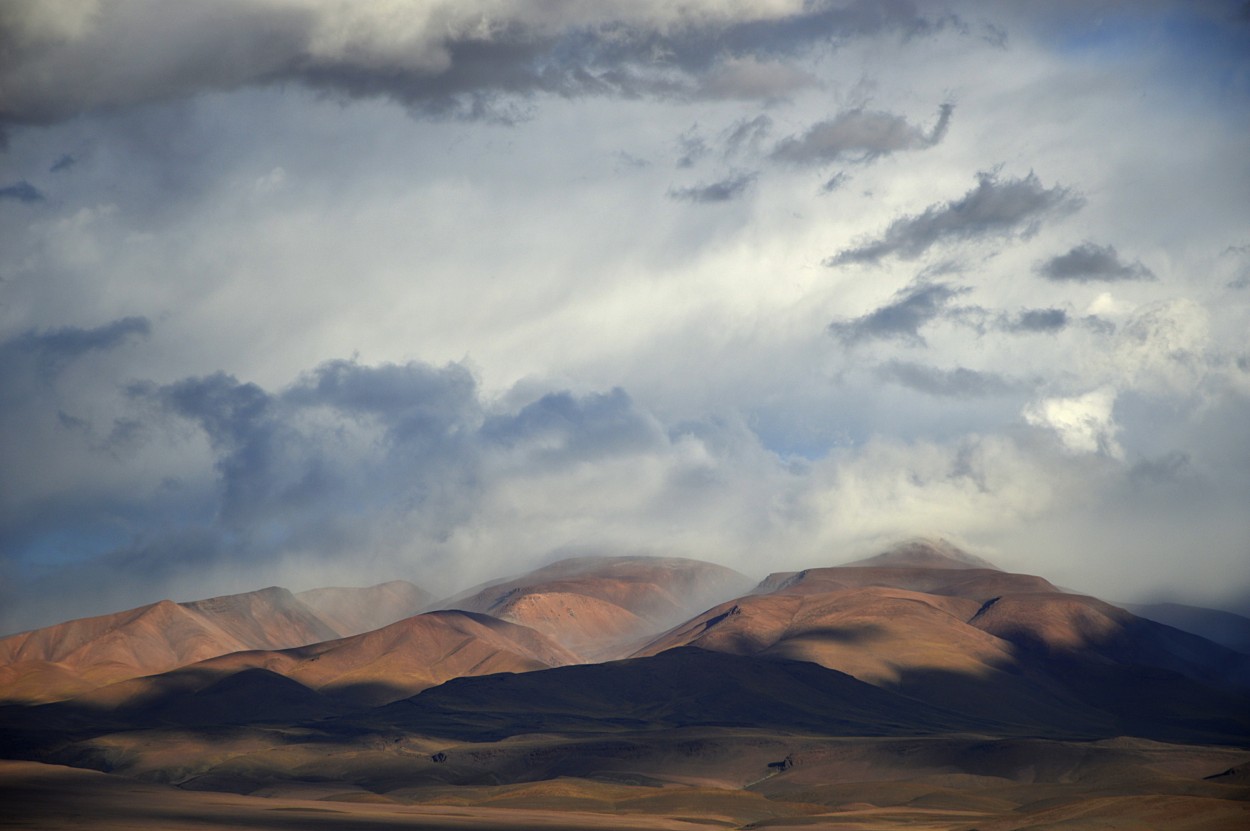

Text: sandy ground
xmin=5 ymin=742 xmax=1250 ymax=831
xmin=0 ymin=760 xmax=733 ymax=830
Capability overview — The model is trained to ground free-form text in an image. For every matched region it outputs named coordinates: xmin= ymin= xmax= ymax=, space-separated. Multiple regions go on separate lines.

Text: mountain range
xmin=2 ymin=539 xmax=1248 ymax=830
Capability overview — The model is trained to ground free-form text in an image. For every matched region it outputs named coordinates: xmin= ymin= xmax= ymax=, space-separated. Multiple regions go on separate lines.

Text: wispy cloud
xmin=876 ymin=360 xmax=1019 ymax=397
xmin=668 ymin=172 xmax=756 ymax=203
xmin=771 ymin=103 xmax=952 ymax=165
xmin=827 ymin=171 xmax=1082 ymax=265
xmin=0 ymin=181 xmax=44 ymax=203
xmin=829 ymin=281 xmax=970 ymax=346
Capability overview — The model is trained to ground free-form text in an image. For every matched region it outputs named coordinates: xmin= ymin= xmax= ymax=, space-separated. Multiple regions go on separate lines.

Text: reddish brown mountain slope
xmin=438 ymin=555 xmax=752 ymax=659
xmin=635 ymin=539 xmax=1250 ymax=738
xmin=0 ymin=583 xmax=431 ymax=705
xmin=73 ymin=609 xmax=581 ymax=713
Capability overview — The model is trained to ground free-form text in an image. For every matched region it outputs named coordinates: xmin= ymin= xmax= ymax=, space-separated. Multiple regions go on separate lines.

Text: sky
xmin=1 ymin=0 xmax=1249 ymax=633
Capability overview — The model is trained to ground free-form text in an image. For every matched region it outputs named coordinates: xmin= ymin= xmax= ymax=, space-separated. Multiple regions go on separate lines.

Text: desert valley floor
xmin=2 ymin=540 xmax=1248 ymax=829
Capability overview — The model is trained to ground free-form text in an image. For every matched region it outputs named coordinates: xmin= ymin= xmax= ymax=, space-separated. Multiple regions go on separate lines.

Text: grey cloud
xmin=1036 ymin=242 xmax=1155 ymax=282
xmin=3 ymin=317 xmax=150 ymax=378
xmin=821 ymin=172 xmax=850 ymax=193
xmin=723 ymin=114 xmax=773 ymax=157
xmin=8 ymin=354 xmax=679 ymax=616
xmin=0 ymin=180 xmax=43 ymax=202
xmin=1001 ymin=308 xmax=1068 ymax=333
xmin=1129 ymin=451 xmax=1192 ymax=487
xmin=827 ymin=171 xmax=1082 ymax=265
xmin=771 ymin=103 xmax=952 ymax=165
xmin=1080 ymin=315 xmax=1117 ymax=335
xmin=668 ymin=172 xmax=756 ymax=203
xmin=1 ymin=1 xmax=956 ymax=131
xmin=284 ymin=359 xmax=479 ymax=445
xmin=482 ymin=387 xmax=664 ymax=466
xmin=49 ymin=154 xmax=76 ymax=173
xmin=876 ymin=360 xmax=1018 ymax=397
xmin=676 ymin=127 xmax=710 ymax=168
xmin=829 ymin=281 xmax=969 ymax=346
xmin=148 ymin=360 xmax=483 ymax=531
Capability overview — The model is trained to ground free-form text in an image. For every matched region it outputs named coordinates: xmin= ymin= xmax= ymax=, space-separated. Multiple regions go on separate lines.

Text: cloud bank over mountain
xmin=1 ymin=0 xmax=1248 ymax=631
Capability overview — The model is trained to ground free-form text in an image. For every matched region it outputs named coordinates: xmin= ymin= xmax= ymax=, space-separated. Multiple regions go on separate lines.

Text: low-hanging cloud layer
xmin=1 ymin=0 xmax=1249 ymax=632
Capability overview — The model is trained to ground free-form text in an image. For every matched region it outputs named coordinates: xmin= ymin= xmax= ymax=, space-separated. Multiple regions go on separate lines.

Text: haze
xmin=1 ymin=0 xmax=1249 ymax=635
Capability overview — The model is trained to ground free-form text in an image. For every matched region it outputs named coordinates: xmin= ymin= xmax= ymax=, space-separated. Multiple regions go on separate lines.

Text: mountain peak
xmin=842 ymin=538 xmax=1000 ymax=571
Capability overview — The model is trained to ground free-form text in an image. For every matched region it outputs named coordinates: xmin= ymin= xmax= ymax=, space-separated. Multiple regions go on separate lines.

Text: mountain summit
xmin=841 ymin=537 xmax=1001 ymax=570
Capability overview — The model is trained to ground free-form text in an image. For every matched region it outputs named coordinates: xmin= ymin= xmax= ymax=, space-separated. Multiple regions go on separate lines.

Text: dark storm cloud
xmin=829 ymin=281 xmax=970 ymax=345
xmin=876 ymin=360 xmax=1018 ymax=397
xmin=668 ymin=172 xmax=756 ymax=203
xmin=771 ymin=103 xmax=952 ymax=165
xmin=1036 ymin=242 xmax=1156 ymax=282
xmin=826 ymin=171 xmax=1082 ymax=265
xmin=0 ymin=1 xmax=957 ymax=131
xmin=1001 ymin=308 xmax=1069 ymax=333
xmin=0 ymin=180 xmax=43 ymax=202
xmin=49 ymin=154 xmax=76 ymax=173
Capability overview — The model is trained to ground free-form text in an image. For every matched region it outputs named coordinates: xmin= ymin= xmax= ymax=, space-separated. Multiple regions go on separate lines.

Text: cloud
xmin=146 ymin=359 xmax=483 ymax=533
xmin=723 ymin=114 xmax=773 ymax=157
xmin=829 ymin=281 xmax=969 ymax=346
xmin=826 ymin=171 xmax=1082 ymax=265
xmin=821 ymin=172 xmax=850 ymax=193
xmin=1000 ymin=308 xmax=1068 ymax=333
xmin=676 ymin=127 xmax=710 ymax=168
xmin=875 ymin=360 xmax=1018 ymax=397
xmin=0 ymin=0 xmax=955 ymax=130
xmin=1111 ymin=298 xmax=1210 ymax=395
xmin=1036 ymin=242 xmax=1155 ymax=282
xmin=668 ymin=172 xmax=756 ymax=203
xmin=49 ymin=154 xmax=75 ymax=172
xmin=482 ymin=388 xmax=664 ymax=468
xmin=2 ymin=317 xmax=151 ymax=379
xmin=0 ymin=180 xmax=44 ymax=202
xmin=771 ymin=103 xmax=952 ymax=165
xmin=1024 ymin=387 xmax=1122 ymax=458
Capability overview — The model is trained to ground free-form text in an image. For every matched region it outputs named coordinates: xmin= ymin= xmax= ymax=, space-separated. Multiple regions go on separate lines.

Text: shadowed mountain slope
xmin=437 ymin=555 xmax=753 ymax=660
xmin=1125 ymin=601 xmax=1250 ymax=654
xmin=372 ymin=647 xmax=1010 ymax=741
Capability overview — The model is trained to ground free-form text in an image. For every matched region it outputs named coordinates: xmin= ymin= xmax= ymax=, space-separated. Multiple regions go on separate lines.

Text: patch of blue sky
xmin=1055 ymin=7 xmax=1250 ymax=105
xmin=15 ymin=527 xmax=131 ymax=574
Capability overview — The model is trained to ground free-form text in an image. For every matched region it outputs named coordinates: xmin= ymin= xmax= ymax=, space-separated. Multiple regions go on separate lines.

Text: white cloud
xmin=1024 ymin=387 xmax=1122 ymax=458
